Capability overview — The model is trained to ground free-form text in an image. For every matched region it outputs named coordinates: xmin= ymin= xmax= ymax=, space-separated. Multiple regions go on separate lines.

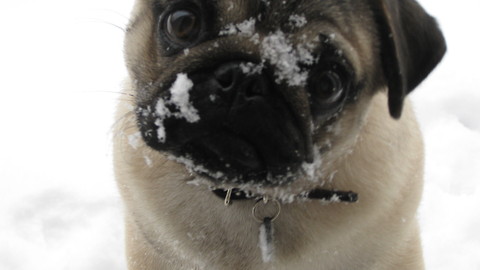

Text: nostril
xmin=214 ymin=64 xmax=241 ymax=90
xmin=215 ymin=69 xmax=234 ymax=89
xmin=244 ymin=78 xmax=267 ymax=98
xmin=213 ymin=62 xmax=271 ymax=98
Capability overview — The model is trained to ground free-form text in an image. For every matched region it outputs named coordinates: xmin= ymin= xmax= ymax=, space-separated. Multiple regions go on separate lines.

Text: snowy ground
xmin=0 ymin=1 xmax=478 ymax=269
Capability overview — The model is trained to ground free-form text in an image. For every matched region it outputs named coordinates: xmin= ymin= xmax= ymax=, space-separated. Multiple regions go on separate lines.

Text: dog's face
xmin=124 ymin=0 xmax=445 ymax=186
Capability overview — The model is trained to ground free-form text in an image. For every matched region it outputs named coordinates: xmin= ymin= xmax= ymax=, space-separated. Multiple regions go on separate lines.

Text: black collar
xmin=212 ymin=188 xmax=358 ymax=203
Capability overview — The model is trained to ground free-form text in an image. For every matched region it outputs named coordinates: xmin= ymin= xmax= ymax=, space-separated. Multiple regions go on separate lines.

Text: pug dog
xmin=114 ymin=0 xmax=446 ymax=269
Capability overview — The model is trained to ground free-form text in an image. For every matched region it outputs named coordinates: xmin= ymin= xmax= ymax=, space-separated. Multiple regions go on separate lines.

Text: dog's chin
xmin=148 ymin=128 xmax=306 ymax=186
xmin=180 ymin=133 xmax=304 ymax=186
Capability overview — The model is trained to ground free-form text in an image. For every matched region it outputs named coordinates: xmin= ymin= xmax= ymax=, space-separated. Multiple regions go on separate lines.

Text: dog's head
xmin=124 ymin=0 xmax=445 ymax=186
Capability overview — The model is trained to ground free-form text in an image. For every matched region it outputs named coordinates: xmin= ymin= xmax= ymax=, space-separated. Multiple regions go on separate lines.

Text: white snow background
xmin=0 ymin=0 xmax=478 ymax=269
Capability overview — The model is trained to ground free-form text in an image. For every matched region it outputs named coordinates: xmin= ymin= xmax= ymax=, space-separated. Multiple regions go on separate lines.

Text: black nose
xmin=211 ymin=62 xmax=306 ymax=180
xmin=137 ymin=61 xmax=307 ymax=184
xmin=214 ymin=62 xmax=269 ymax=100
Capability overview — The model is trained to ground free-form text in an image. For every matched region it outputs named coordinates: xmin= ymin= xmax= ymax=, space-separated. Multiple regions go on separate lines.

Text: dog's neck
xmin=212 ymin=187 xmax=358 ymax=205
xmin=211 ymin=186 xmax=358 ymax=262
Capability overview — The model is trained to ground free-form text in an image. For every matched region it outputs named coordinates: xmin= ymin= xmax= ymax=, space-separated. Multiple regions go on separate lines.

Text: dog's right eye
xmin=158 ymin=3 xmax=207 ymax=54
xmin=164 ymin=10 xmax=201 ymax=45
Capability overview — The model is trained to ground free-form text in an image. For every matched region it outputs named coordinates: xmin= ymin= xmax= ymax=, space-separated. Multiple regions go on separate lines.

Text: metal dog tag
xmin=259 ymin=217 xmax=274 ymax=263
xmin=253 ymin=197 xmax=281 ymax=263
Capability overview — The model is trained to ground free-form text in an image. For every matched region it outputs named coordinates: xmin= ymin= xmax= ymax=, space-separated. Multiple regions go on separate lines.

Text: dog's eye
xmin=165 ymin=10 xmax=200 ymax=43
xmin=308 ymin=71 xmax=345 ymax=110
xmin=160 ymin=7 xmax=203 ymax=49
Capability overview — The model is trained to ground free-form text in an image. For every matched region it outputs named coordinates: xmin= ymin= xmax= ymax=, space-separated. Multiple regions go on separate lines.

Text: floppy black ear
xmin=374 ymin=0 xmax=446 ymax=118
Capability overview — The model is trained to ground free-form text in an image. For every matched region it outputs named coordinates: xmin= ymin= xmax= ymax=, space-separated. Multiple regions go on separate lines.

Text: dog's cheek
xmin=124 ymin=6 xmax=162 ymax=90
xmin=312 ymin=91 xmax=374 ymax=167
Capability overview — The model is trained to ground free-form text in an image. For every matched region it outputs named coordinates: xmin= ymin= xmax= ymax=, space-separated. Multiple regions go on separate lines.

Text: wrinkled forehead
xmin=128 ymin=0 xmax=377 ymax=75
xmin=131 ymin=0 xmax=371 ymax=26
xmin=130 ymin=0 xmax=372 ymax=32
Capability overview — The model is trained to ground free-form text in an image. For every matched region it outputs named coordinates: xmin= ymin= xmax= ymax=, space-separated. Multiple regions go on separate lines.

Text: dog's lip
xmin=197 ymin=131 xmax=265 ymax=172
xmin=183 ymin=128 xmax=311 ymax=184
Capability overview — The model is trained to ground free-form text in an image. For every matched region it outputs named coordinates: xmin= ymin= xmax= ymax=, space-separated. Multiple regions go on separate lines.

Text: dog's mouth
xmin=136 ymin=61 xmax=309 ymax=185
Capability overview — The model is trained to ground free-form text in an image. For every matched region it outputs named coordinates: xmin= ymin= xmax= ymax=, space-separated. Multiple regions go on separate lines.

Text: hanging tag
xmin=253 ymin=198 xmax=281 ymax=263
xmin=259 ymin=217 xmax=274 ymax=263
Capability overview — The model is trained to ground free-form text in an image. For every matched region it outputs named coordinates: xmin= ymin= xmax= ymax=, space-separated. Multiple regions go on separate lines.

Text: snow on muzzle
xmin=136 ymin=62 xmax=308 ymax=185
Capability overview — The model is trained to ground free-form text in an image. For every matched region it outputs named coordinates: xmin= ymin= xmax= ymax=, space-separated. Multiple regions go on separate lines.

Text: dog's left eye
xmin=310 ymin=71 xmax=344 ymax=106
xmin=308 ymin=68 xmax=348 ymax=115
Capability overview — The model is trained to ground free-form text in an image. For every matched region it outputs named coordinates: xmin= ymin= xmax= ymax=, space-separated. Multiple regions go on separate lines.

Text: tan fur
xmin=114 ymin=89 xmax=424 ymax=270
xmin=114 ymin=1 xmax=430 ymax=269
